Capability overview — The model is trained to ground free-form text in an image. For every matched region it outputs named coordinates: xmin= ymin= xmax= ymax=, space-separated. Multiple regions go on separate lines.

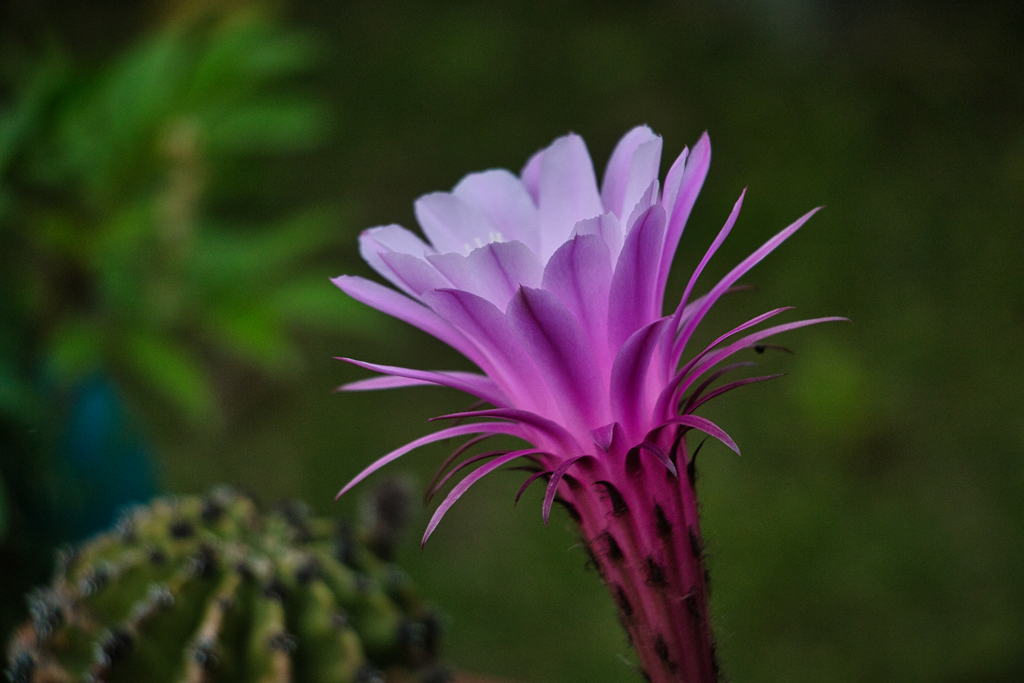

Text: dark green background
xmin=3 ymin=1 xmax=1023 ymax=681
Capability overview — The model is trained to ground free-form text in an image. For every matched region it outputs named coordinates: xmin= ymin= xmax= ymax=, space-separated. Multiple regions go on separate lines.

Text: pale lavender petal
xmin=337 ymin=422 xmax=527 ymax=498
xmin=608 ymin=204 xmax=667 ymax=351
xmin=379 ymin=251 xmax=451 ymax=297
xmin=572 ymin=212 xmax=623 ymax=263
xmin=657 ymin=132 xmax=711 ymax=303
xmin=465 ymin=241 xmax=544 ymax=308
xmin=542 ymin=455 xmax=594 ymax=525
xmin=427 ymin=241 xmax=543 ymax=309
xmin=337 ymin=358 xmax=508 ymax=406
xmin=610 ymin=318 xmax=670 ymax=441
xmin=542 ymin=234 xmax=613 ymax=366
xmin=660 ymin=145 xmax=688 ymax=219
xmin=520 ymin=148 xmax=544 ymax=204
xmin=359 ymin=224 xmax=435 ymax=283
xmin=537 ymin=134 xmax=604 ymax=261
xmin=422 ymin=288 xmax=552 ymax=412
xmin=600 ymin=125 xmax=660 ymax=218
xmin=507 ymin=287 xmax=608 ymax=431
xmin=624 ymin=179 xmax=659 ymax=233
xmin=659 ymin=415 xmax=740 ymax=456
xmin=453 ymin=169 xmax=541 ymax=254
xmin=423 ymin=450 xmax=540 ymax=545
xmin=620 ymin=139 xmax=663 ymax=223
xmin=414 ymin=192 xmax=498 ymax=255
xmin=331 ymin=275 xmax=485 ymax=367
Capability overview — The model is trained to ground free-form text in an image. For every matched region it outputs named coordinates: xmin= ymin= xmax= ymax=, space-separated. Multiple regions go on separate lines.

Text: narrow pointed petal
xmin=337 ymin=358 xmax=508 ymax=406
xmin=433 ymin=407 xmax=582 ymax=453
xmin=423 ymin=450 xmax=540 ymax=545
xmin=686 ymin=373 xmax=785 ymax=413
xmin=541 ymin=234 xmax=613 ymax=365
xmin=657 ymin=131 xmax=711 ymax=300
xmin=453 ymin=169 xmax=541 ymax=254
xmin=673 ymin=206 xmax=822 ymax=365
xmin=507 ymin=286 xmax=608 ymax=431
xmin=659 ymin=316 xmax=849 ymax=415
xmin=537 ymin=134 xmax=604 ymax=260
xmin=515 ymin=470 xmax=551 ymax=506
xmin=601 ymin=125 xmax=661 ymax=219
xmin=337 ymin=422 xmax=529 ymax=499
xmin=339 ymin=376 xmax=433 ymax=391
xmin=331 ymin=275 xmax=484 ymax=366
xmin=608 ymin=204 xmax=667 ymax=351
xmin=638 ymin=440 xmax=677 ymax=476
xmin=610 ymin=317 xmax=670 ymax=441
xmin=660 ymin=415 xmax=741 ymax=455
xmin=414 ymin=192 xmax=498 ymax=256
xmin=542 ymin=455 xmax=594 ymax=525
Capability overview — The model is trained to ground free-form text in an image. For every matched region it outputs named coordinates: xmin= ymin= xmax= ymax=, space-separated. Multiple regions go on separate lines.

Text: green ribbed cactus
xmin=4 ymin=486 xmax=449 ymax=683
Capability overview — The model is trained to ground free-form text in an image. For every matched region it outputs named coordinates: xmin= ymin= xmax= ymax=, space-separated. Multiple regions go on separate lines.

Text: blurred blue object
xmin=54 ymin=373 xmax=157 ymax=540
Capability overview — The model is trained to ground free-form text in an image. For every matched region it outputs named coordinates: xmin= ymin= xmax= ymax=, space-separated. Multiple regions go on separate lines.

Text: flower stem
xmin=567 ymin=437 xmax=717 ymax=683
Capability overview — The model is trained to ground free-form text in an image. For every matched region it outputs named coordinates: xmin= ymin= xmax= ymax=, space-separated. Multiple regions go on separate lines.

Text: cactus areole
xmin=4 ymin=487 xmax=449 ymax=683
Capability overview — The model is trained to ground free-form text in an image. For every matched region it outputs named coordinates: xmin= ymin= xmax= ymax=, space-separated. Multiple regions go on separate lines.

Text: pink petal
xmin=608 ymin=204 xmax=667 ymax=351
xmin=423 ymin=288 xmax=552 ymax=413
xmin=414 ymin=192 xmax=498 ymax=255
xmin=542 ymin=455 xmax=594 ymax=525
xmin=337 ymin=358 xmax=508 ymax=406
xmin=542 ymin=234 xmax=613 ymax=367
xmin=537 ymin=134 xmax=604 ymax=260
xmin=610 ymin=317 xmax=670 ymax=441
xmin=331 ymin=275 xmax=484 ymax=367
xmin=433 ymin=407 xmax=583 ymax=454
xmin=337 ymin=422 xmax=528 ymax=498
xmin=506 ymin=286 xmax=608 ymax=431
xmin=453 ymin=169 xmax=541 ymax=254
xmin=600 ymin=125 xmax=661 ymax=219
xmin=423 ymin=450 xmax=540 ymax=545
xmin=671 ymin=206 xmax=822 ymax=366
xmin=659 ymin=415 xmax=740 ymax=456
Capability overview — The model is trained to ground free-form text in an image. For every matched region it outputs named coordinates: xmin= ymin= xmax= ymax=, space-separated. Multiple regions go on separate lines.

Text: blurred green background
xmin=1 ymin=1 xmax=1022 ymax=681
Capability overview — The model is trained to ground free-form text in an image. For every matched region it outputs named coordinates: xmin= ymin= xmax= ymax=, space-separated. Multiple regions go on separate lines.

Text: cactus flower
xmin=333 ymin=126 xmax=843 ymax=682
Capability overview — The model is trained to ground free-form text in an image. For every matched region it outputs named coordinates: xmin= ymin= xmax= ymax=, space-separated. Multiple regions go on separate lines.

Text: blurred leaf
xmin=44 ymin=318 xmax=103 ymax=386
xmin=200 ymin=306 xmax=300 ymax=373
xmin=269 ymin=278 xmax=387 ymax=334
xmin=121 ymin=331 xmax=215 ymax=424
xmin=200 ymin=100 xmax=325 ymax=153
